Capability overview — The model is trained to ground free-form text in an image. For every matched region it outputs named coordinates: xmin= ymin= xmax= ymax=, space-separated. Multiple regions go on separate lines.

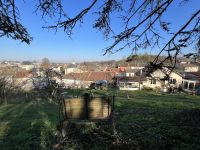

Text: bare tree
xmin=1 ymin=0 xmax=200 ymax=72
xmin=30 ymin=68 xmax=63 ymax=103
xmin=41 ymin=58 xmax=50 ymax=69
xmin=0 ymin=0 xmax=32 ymax=43
xmin=0 ymin=71 xmax=16 ymax=104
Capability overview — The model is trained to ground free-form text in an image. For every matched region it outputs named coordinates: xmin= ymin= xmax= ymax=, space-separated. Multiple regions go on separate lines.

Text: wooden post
xmin=111 ymin=94 xmax=119 ymax=143
xmin=101 ymin=97 xmax=104 ymax=117
xmin=62 ymin=97 xmax=68 ymax=120
xmin=83 ymin=93 xmax=89 ymax=119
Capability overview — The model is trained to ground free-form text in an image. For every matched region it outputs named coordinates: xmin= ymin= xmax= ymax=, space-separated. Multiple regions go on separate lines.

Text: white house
xmin=20 ymin=64 xmax=35 ymax=71
xmin=117 ymin=68 xmax=184 ymax=91
xmin=118 ymin=76 xmax=146 ymax=91
xmin=116 ymin=67 xmax=143 ymax=77
xmin=65 ymin=68 xmax=83 ymax=74
xmin=181 ymin=72 xmax=200 ymax=91
xmin=183 ymin=63 xmax=199 ymax=72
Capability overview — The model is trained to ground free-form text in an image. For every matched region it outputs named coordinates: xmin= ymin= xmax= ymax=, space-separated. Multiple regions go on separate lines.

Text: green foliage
xmin=21 ymin=61 xmax=32 ymax=65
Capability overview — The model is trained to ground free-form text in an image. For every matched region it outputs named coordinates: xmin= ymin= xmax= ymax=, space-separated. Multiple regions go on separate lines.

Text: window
xmin=184 ymin=82 xmax=188 ymax=89
xmin=150 ymin=79 xmax=156 ymax=84
xmin=119 ymin=82 xmax=125 ymax=87
xmin=189 ymin=83 xmax=194 ymax=90
xmin=173 ymin=79 xmax=176 ymax=84
xmin=125 ymin=83 xmax=131 ymax=88
xmin=132 ymin=82 xmax=139 ymax=88
xmin=169 ymin=78 xmax=176 ymax=84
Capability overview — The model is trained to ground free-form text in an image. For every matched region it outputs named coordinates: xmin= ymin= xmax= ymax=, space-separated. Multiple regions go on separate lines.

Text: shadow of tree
xmin=114 ymin=106 xmax=200 ymax=150
xmin=0 ymin=102 xmax=58 ymax=150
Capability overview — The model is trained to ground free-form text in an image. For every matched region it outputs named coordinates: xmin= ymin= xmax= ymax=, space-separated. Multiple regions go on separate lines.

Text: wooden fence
xmin=62 ymin=94 xmax=114 ymax=120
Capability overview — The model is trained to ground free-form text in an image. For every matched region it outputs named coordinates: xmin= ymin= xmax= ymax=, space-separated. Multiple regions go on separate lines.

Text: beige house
xmin=168 ymin=72 xmax=183 ymax=88
xmin=144 ymin=69 xmax=183 ymax=89
xmin=117 ymin=68 xmax=183 ymax=91
xmin=20 ymin=64 xmax=35 ymax=71
xmin=65 ymin=68 xmax=83 ymax=74
xmin=183 ymin=63 xmax=199 ymax=72
xmin=142 ymin=77 xmax=163 ymax=89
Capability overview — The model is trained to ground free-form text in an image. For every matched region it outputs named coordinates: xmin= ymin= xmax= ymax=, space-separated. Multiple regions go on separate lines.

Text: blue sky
xmin=0 ymin=0 xmax=199 ymax=63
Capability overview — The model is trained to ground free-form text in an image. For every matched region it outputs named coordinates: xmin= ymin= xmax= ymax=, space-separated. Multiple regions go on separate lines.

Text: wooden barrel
xmin=63 ymin=96 xmax=112 ymax=120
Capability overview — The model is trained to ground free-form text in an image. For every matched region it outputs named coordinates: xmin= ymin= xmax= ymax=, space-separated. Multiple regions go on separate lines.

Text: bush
xmin=142 ymin=86 xmax=153 ymax=91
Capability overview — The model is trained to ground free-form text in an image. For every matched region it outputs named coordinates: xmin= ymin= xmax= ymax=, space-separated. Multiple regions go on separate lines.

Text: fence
xmin=62 ymin=94 xmax=114 ymax=120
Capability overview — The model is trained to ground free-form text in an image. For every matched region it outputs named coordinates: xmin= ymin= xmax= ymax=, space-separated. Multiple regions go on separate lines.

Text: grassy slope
xmin=0 ymin=102 xmax=58 ymax=150
xmin=0 ymin=91 xmax=200 ymax=149
xmin=114 ymin=92 xmax=200 ymax=150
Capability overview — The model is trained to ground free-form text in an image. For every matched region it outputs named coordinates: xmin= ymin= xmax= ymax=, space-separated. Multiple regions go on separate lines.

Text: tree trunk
xmin=4 ymin=96 xmax=7 ymax=105
xmin=49 ymin=97 xmax=52 ymax=103
xmin=126 ymin=92 xmax=130 ymax=100
xmin=3 ymin=90 xmax=7 ymax=104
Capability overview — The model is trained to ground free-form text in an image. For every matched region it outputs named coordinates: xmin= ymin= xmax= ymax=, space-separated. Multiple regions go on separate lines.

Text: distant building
xmin=182 ymin=63 xmax=199 ymax=72
xmin=65 ymin=68 xmax=83 ymax=74
xmin=20 ymin=64 xmax=35 ymax=71
xmin=116 ymin=66 xmax=143 ymax=78
xmin=14 ymin=71 xmax=34 ymax=91
xmin=64 ymin=63 xmax=83 ymax=74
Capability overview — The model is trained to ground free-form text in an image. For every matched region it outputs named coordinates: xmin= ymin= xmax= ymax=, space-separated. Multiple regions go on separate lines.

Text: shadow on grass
xmin=59 ymin=121 xmax=140 ymax=150
xmin=0 ymin=102 xmax=58 ymax=150
xmin=114 ymin=106 xmax=200 ymax=150
xmin=1 ymin=91 xmax=200 ymax=150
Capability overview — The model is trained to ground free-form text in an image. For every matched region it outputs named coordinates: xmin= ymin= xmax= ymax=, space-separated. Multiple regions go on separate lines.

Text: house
xmin=14 ymin=71 xmax=34 ymax=90
xmin=181 ymin=71 xmax=200 ymax=91
xmin=148 ymin=68 xmax=183 ymax=87
xmin=65 ymin=68 xmax=83 ymax=74
xmin=130 ymin=66 xmax=144 ymax=70
xmin=20 ymin=64 xmax=35 ymax=71
xmin=116 ymin=67 xmax=185 ymax=91
xmin=65 ymin=63 xmax=83 ymax=74
xmin=167 ymin=71 xmax=183 ymax=88
xmin=63 ymin=71 xmax=114 ymax=88
xmin=117 ymin=76 xmax=146 ymax=90
xmin=52 ymin=66 xmax=64 ymax=73
xmin=116 ymin=66 xmax=143 ymax=77
xmin=182 ymin=63 xmax=199 ymax=72
xmin=117 ymin=68 xmax=164 ymax=91
xmin=142 ymin=69 xmax=167 ymax=90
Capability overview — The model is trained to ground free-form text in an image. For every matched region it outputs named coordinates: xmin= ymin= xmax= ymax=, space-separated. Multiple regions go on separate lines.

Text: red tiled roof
xmin=64 ymin=71 xmax=114 ymax=81
xmin=118 ymin=67 xmax=126 ymax=72
xmin=15 ymin=71 xmax=31 ymax=78
xmin=87 ymin=72 xmax=114 ymax=81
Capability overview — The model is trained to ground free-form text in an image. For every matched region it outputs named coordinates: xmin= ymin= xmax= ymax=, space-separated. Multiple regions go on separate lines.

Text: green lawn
xmin=0 ymin=91 xmax=200 ymax=150
xmin=114 ymin=92 xmax=200 ymax=150
xmin=0 ymin=102 xmax=58 ymax=150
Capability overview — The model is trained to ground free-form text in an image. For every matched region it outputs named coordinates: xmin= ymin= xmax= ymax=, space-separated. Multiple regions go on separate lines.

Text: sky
xmin=0 ymin=0 xmax=199 ymax=63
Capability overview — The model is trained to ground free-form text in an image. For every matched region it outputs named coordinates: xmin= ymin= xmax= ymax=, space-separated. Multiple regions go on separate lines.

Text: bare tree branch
xmin=0 ymin=0 xmax=32 ymax=43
